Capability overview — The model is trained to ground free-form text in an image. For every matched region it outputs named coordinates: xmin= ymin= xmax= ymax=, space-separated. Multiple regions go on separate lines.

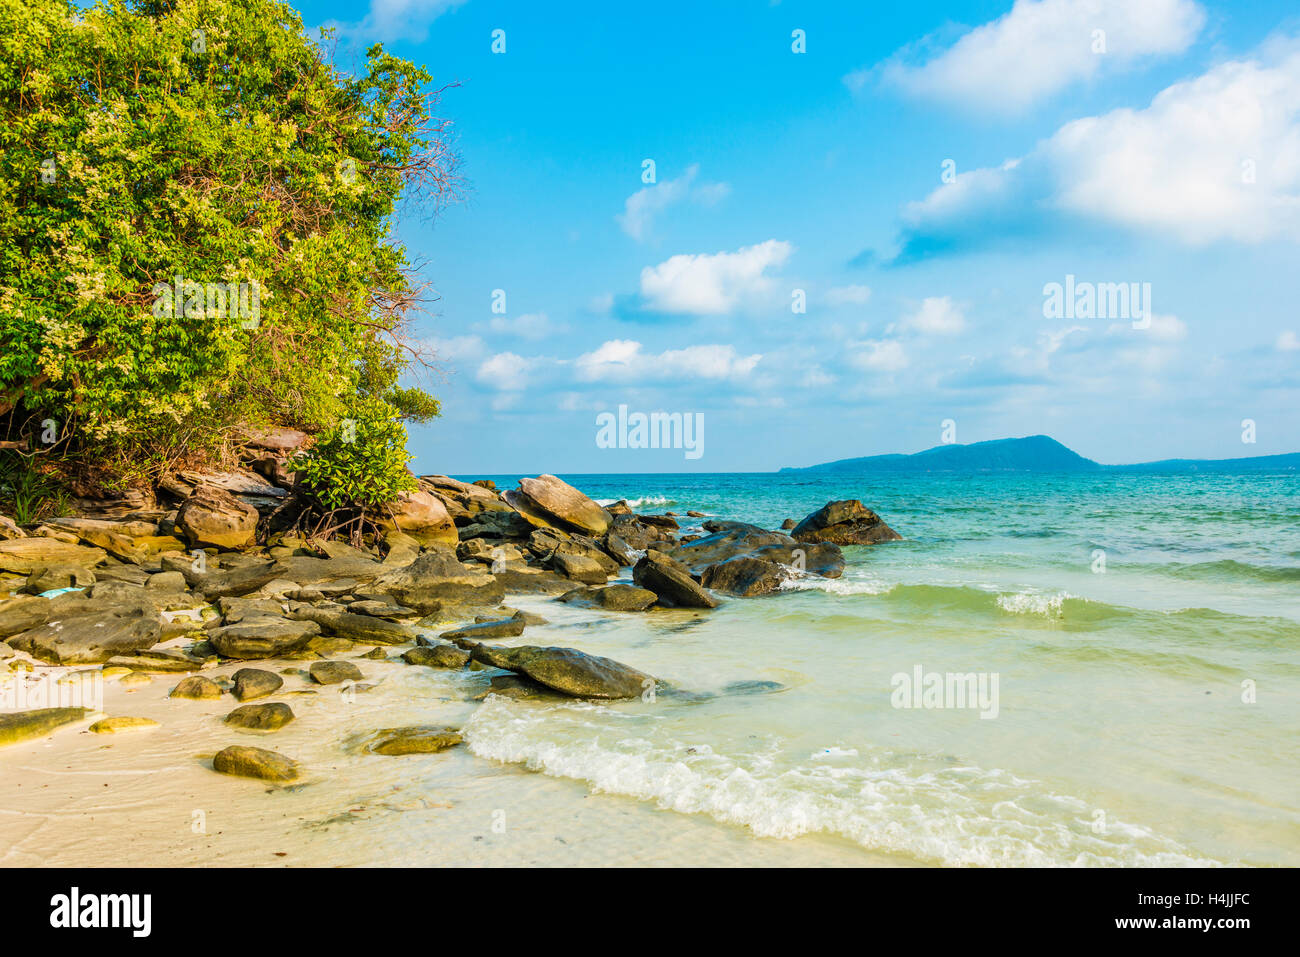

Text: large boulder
xmin=700 ymin=557 xmax=790 ymax=597
xmin=469 ymin=643 xmax=654 ymax=699
xmin=791 ymin=500 xmax=901 ymax=545
xmin=176 ymin=486 xmax=259 ymax=550
xmin=632 ymin=551 xmax=719 ymax=609
xmin=370 ymin=546 xmax=504 ymax=613
xmin=505 ymin=475 xmax=611 ymax=535
xmin=375 ymin=489 xmax=457 ymax=545
xmin=8 ymin=607 xmax=161 ymax=664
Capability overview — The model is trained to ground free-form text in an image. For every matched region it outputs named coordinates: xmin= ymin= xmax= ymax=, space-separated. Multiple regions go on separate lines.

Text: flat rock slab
xmin=309 ymin=660 xmax=364 ymax=685
xmin=439 ymin=616 xmax=525 ymax=641
xmin=365 ymin=726 xmax=463 ymax=756
xmin=288 ymin=607 xmax=413 ymax=645
xmin=232 ymin=668 xmax=284 ymax=701
xmin=0 ymin=708 xmax=89 ymax=748
xmin=212 ymin=745 xmax=300 ymax=782
xmin=9 ymin=609 xmax=162 ymax=664
xmin=0 ymin=539 xmax=107 ymax=574
xmin=224 ymin=702 xmax=294 ymax=731
xmin=560 ymin=584 xmax=658 ymax=611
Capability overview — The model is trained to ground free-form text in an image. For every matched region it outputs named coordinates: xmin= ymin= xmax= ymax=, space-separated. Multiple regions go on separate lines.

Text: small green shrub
xmin=290 ymin=399 xmax=417 ymax=513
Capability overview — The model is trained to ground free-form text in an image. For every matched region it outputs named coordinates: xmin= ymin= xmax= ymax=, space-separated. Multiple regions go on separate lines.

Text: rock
xmin=472 ymin=673 xmax=566 ymax=701
xmin=271 ymin=555 xmax=384 ymax=586
xmin=224 ymin=702 xmax=295 ymax=731
xmin=370 ymin=546 xmax=504 ymax=613
xmin=547 ymin=552 xmax=608 ymax=584
xmin=240 ymin=426 xmax=310 ymax=454
xmin=0 ymin=538 xmax=107 ymax=574
xmin=309 ymin=660 xmax=363 ymax=685
xmin=609 ymin=513 xmax=673 ymax=551
xmin=780 ymin=518 xmax=796 ymax=530
xmin=0 ymin=708 xmax=89 ymax=748
xmin=232 ymin=668 xmax=284 ymax=701
xmin=46 ymin=517 xmax=163 ymax=563
xmin=669 ymin=522 xmax=845 ymax=579
xmin=209 ymin=618 xmax=320 ymax=659
xmin=686 ymin=510 xmax=706 ymax=518
xmin=175 ymin=559 xmax=282 ymax=599
xmin=506 ymin=475 xmax=611 ymax=535
xmin=287 ymin=607 xmax=414 ymax=645
xmin=381 ymin=530 xmax=421 ymax=566
xmin=791 ymin=500 xmax=901 ymax=545
xmin=638 ymin=514 xmax=679 ymax=530
xmin=0 ymin=515 xmax=25 ymax=539
xmin=469 ymin=643 xmax=654 ymax=699
xmin=601 ymin=531 xmax=638 ymax=566
xmin=375 ymin=490 xmax=458 ymax=545
xmin=89 ymin=716 xmax=160 ymax=733
xmin=364 ymin=726 xmax=463 ymax=756
xmin=700 ymin=557 xmax=790 ymax=597
xmin=146 ymin=571 xmax=187 ymax=591
xmin=171 ymin=675 xmax=222 ymax=699
xmin=347 ymin=599 xmax=415 ymax=619
xmin=402 ymin=644 xmax=471 ymax=668
xmin=218 ymin=596 xmax=284 ymax=622
xmin=176 ymin=486 xmax=259 ymax=550
xmin=105 ymin=649 xmax=208 ymax=673
xmin=491 ymin=564 xmax=575 ymax=595
xmin=212 ymin=745 xmax=300 ymax=782
xmin=632 ymin=552 xmax=719 ymax=609
xmin=439 ymin=614 xmax=525 ymax=641
xmin=560 ymin=583 xmax=658 ymax=611
xmin=8 ymin=608 xmax=162 ymax=664
xmin=24 ymin=564 xmax=96 ymax=594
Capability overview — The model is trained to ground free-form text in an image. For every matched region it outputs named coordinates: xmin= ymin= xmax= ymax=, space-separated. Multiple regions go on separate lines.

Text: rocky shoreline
xmin=0 ymin=461 xmax=900 ymax=786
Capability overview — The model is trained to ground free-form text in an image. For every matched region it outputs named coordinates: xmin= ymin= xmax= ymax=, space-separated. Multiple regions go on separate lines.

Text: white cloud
xmin=902 ymin=296 xmax=967 ymax=335
xmin=899 ymin=37 xmax=1300 ymax=248
xmin=429 ymin=335 xmax=486 ymax=362
xmin=488 ymin=312 xmax=566 ymax=340
xmin=1277 ymin=330 xmax=1300 ymax=351
xmin=617 ymin=165 xmax=731 ymax=241
xmin=476 ymin=352 xmax=533 ymax=390
xmin=873 ymin=0 xmax=1204 ymax=114
xmin=849 ymin=339 xmax=908 ymax=372
xmin=1107 ymin=313 xmax=1187 ymax=341
xmin=639 ymin=240 xmax=793 ymax=315
xmin=824 ymin=284 xmax=872 ymax=306
xmin=322 ymin=0 xmax=465 ymax=44
xmin=575 ymin=339 xmax=762 ymax=382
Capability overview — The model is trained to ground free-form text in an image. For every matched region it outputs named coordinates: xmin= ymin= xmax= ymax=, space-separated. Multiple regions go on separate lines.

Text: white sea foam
xmin=779 ymin=575 xmax=896 ymax=597
xmin=596 ymin=495 xmax=674 ymax=508
xmin=996 ymin=590 xmax=1070 ymax=617
xmin=464 ymin=697 xmax=1219 ymax=867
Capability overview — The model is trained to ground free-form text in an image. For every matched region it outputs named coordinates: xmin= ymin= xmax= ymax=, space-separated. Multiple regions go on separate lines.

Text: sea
xmin=453 ymin=469 xmax=1300 ymax=867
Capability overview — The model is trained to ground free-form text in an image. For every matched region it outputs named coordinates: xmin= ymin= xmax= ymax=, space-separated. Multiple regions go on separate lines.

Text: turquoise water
xmin=458 ymin=471 xmax=1300 ymax=866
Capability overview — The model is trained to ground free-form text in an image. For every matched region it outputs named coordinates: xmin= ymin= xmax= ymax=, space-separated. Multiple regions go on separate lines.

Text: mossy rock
xmin=0 ymin=707 xmax=89 ymax=747
xmin=364 ymin=726 xmax=463 ymax=756
xmin=224 ymin=702 xmax=294 ymax=731
xmin=89 ymin=716 xmax=160 ymax=734
xmin=211 ymin=745 xmax=300 ymax=782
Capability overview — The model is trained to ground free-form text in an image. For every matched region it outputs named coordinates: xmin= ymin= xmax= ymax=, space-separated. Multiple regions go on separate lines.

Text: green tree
xmin=0 ymin=0 xmax=455 ymax=497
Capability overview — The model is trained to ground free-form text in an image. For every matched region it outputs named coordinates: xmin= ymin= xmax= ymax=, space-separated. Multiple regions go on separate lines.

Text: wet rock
xmin=471 ymin=673 xmax=567 ymax=702
xmin=638 ymin=514 xmax=679 ymax=530
xmin=601 ymin=531 xmax=638 ymax=566
xmin=560 ymin=583 xmax=658 ymax=611
xmin=439 ymin=614 xmax=525 ymax=641
xmin=791 ymin=500 xmax=901 ymax=546
xmin=309 ymin=660 xmax=363 ymax=685
xmin=0 ymin=708 xmax=89 ymax=748
xmin=89 ymin=716 xmax=160 ymax=733
xmin=686 ymin=511 xmax=706 ymax=518
xmin=364 ymin=726 xmax=462 ymax=756
xmin=305 ymin=634 xmax=355 ymax=657
xmin=700 ymin=556 xmax=789 ymax=597
xmin=491 ymin=564 xmax=575 ymax=595
xmin=469 ymin=643 xmax=654 ymax=699
xmin=224 ymin=702 xmax=295 ymax=731
xmin=105 ymin=649 xmax=209 ymax=673
xmin=232 ymin=668 xmax=284 ymax=701
xmin=780 ymin=518 xmax=796 ymax=530
xmin=209 ymin=617 xmax=320 ymax=659
xmin=402 ymin=643 xmax=471 ymax=668
xmin=212 ymin=745 xmax=300 ymax=782
xmin=171 ymin=675 xmax=222 ymax=699
xmin=632 ymin=552 xmax=719 ymax=609
xmin=669 ymin=522 xmax=845 ymax=579
xmin=547 ymin=552 xmax=608 ymax=585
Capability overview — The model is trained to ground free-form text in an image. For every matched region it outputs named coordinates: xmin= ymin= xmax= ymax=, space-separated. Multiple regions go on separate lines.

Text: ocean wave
xmin=996 ymin=590 xmax=1070 ymax=617
xmin=596 ymin=495 xmax=675 ymax=509
xmin=464 ymin=698 xmax=1221 ymax=867
xmin=1151 ymin=559 xmax=1300 ymax=584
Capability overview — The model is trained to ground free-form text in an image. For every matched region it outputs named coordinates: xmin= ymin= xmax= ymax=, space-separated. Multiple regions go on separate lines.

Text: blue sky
xmin=296 ymin=0 xmax=1300 ymax=473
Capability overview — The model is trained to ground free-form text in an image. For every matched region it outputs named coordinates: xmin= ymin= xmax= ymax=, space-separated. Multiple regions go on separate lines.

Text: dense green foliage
xmin=0 ymin=0 xmax=454 ymax=497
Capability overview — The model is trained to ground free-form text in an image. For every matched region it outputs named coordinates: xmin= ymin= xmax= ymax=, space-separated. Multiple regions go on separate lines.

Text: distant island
xmin=781 ymin=435 xmax=1300 ymax=473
